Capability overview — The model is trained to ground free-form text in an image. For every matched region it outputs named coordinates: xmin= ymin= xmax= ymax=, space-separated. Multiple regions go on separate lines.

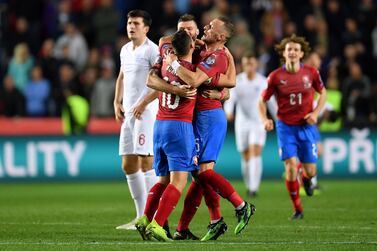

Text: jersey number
xmin=289 ymin=93 xmax=302 ymax=105
xmin=161 ymin=77 xmax=180 ymax=110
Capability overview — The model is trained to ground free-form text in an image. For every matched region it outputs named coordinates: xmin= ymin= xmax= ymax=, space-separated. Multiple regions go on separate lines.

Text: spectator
xmin=74 ymin=0 xmax=96 ymax=48
xmin=0 ymin=75 xmax=25 ymax=117
xmin=38 ymin=39 xmax=59 ymax=87
xmin=51 ymin=62 xmax=78 ymax=116
xmin=6 ymin=17 xmax=34 ymax=57
xmin=93 ymin=0 xmax=119 ymax=48
xmin=24 ymin=65 xmax=50 ymax=117
xmin=90 ymin=62 xmax=115 ymax=117
xmin=260 ymin=0 xmax=289 ymax=48
xmin=319 ymin=65 xmax=342 ymax=131
xmin=342 ymin=62 xmax=371 ymax=125
xmin=156 ymin=0 xmax=180 ymax=36
xmin=79 ymin=66 xmax=97 ymax=101
xmin=54 ymin=22 xmax=89 ymax=71
xmin=62 ymin=88 xmax=89 ymax=135
xmin=56 ymin=0 xmax=74 ymax=37
xmin=228 ymin=18 xmax=255 ymax=65
xmin=7 ymin=42 xmax=34 ymax=93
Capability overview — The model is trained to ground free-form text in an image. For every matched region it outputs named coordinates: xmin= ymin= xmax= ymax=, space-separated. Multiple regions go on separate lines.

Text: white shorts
xmin=119 ymin=109 xmax=156 ymax=156
xmin=235 ymin=120 xmax=266 ymax=152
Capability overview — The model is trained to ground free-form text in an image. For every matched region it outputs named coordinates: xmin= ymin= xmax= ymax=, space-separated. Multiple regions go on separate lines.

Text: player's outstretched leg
xmin=173 ymin=181 xmax=202 ymax=240
xmin=235 ymin=202 xmax=256 ymax=234
xmin=198 ymin=169 xmax=256 ymax=234
xmin=201 ymin=217 xmax=228 ymax=241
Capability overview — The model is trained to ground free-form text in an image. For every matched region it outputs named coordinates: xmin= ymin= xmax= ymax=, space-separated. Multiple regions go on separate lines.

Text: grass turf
xmin=0 ymin=180 xmax=376 ymax=250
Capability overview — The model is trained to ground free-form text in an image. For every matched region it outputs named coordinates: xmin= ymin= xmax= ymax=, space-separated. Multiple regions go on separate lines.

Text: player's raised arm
xmin=218 ymin=48 xmax=236 ymax=88
xmin=113 ymin=70 xmax=125 ymax=123
xmin=166 ymin=53 xmax=209 ymax=88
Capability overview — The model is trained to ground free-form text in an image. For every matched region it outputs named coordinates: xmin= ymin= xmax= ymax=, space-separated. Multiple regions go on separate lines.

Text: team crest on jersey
xmin=201 ymin=55 xmax=216 ymax=69
xmin=302 ymin=75 xmax=312 ymax=89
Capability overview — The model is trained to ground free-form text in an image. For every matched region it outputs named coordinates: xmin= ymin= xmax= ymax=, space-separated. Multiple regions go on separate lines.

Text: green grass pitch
xmin=1 ymin=180 xmax=377 ymax=250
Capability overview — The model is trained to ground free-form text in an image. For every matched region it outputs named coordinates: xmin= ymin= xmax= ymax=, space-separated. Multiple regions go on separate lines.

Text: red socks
xmin=198 ymin=170 xmax=244 ymax=208
xmin=154 ymin=184 xmax=181 ymax=226
xmin=202 ymin=183 xmax=221 ymax=221
xmin=144 ymin=182 xmax=167 ymax=221
xmin=285 ymin=180 xmax=303 ymax=212
xmin=177 ymin=181 xmax=203 ymax=231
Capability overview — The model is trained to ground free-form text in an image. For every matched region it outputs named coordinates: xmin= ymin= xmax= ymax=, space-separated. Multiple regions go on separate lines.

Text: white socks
xmin=247 ymin=156 xmax=263 ymax=192
xmin=126 ymin=170 xmax=146 ymax=218
xmin=241 ymin=159 xmax=249 ymax=189
xmin=143 ymin=169 xmax=157 ymax=192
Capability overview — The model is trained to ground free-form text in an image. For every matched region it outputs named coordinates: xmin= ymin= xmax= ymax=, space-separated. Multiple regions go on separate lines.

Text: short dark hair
xmin=178 ymin=14 xmax=196 ymax=24
xmin=217 ymin=16 xmax=234 ymax=42
xmin=275 ymin=34 xmax=311 ymax=63
xmin=127 ymin=9 xmax=152 ymax=27
xmin=172 ymin=30 xmax=192 ymax=56
xmin=242 ymin=51 xmax=256 ymax=59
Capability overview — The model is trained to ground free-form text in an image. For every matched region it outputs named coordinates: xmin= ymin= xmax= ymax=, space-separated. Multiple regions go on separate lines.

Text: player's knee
xmin=285 ymin=164 xmax=298 ymax=181
xmin=198 ymin=162 xmax=214 ymax=174
xmin=121 ymin=163 xmax=139 ymax=175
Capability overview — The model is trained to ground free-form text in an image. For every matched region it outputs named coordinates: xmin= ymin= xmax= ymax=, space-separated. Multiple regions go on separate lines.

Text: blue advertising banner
xmin=0 ymin=128 xmax=376 ymax=181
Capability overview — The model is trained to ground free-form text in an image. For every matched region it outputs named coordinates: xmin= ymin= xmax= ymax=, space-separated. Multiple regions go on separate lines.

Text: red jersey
xmin=262 ymin=64 xmax=324 ymax=125
xmin=156 ymin=43 xmax=197 ymax=123
xmin=195 ymin=48 xmax=228 ymax=112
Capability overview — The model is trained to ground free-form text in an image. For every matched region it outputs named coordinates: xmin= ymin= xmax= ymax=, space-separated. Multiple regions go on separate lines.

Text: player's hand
xmin=175 ymin=85 xmax=197 ymax=99
xmin=263 ymin=119 xmax=274 ymax=131
xmin=165 ymin=52 xmax=177 ymax=65
xmin=227 ymin=113 xmax=234 ymax=122
xmin=132 ymin=102 xmax=147 ymax=120
xmin=114 ymin=102 xmax=125 ymax=123
xmin=304 ymin=112 xmax=318 ymax=125
xmin=202 ymin=89 xmax=221 ymax=100
xmin=195 ymin=39 xmax=205 ymax=47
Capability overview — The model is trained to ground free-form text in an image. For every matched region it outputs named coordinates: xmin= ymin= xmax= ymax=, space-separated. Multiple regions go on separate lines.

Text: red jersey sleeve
xmin=197 ymin=51 xmax=228 ymax=78
xmin=262 ymin=72 xmax=276 ymax=101
xmin=312 ymin=68 xmax=325 ymax=93
xmin=152 ymin=43 xmax=174 ymax=73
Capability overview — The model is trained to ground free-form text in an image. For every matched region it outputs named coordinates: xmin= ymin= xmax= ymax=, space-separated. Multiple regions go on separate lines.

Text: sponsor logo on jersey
xmin=280 ymin=79 xmax=287 ymax=85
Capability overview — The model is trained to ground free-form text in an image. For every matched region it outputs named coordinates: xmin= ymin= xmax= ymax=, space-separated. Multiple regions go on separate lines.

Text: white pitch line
xmin=0 ymin=241 xmax=376 ymax=246
xmin=0 ymin=222 xmax=375 ymax=231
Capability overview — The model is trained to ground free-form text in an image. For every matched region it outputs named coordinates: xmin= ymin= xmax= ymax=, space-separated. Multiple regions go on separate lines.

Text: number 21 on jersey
xmin=289 ymin=92 xmax=302 ymax=105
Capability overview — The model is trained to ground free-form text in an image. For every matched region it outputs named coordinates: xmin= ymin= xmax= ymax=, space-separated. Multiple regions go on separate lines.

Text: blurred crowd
xmin=0 ymin=0 xmax=376 ymax=129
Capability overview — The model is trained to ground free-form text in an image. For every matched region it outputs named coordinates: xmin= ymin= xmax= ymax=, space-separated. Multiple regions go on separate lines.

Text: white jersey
xmin=225 ymin=72 xmax=277 ymax=150
xmin=120 ymin=38 xmax=159 ymax=114
xmin=225 ymin=72 xmax=276 ymax=126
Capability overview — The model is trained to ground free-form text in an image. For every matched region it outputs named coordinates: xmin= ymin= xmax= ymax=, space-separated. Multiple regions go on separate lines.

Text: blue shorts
xmin=194 ymin=108 xmax=227 ymax=164
xmin=276 ymin=120 xmax=318 ymax=163
xmin=313 ymin=125 xmax=321 ymax=142
xmin=153 ymin=120 xmax=198 ymax=176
